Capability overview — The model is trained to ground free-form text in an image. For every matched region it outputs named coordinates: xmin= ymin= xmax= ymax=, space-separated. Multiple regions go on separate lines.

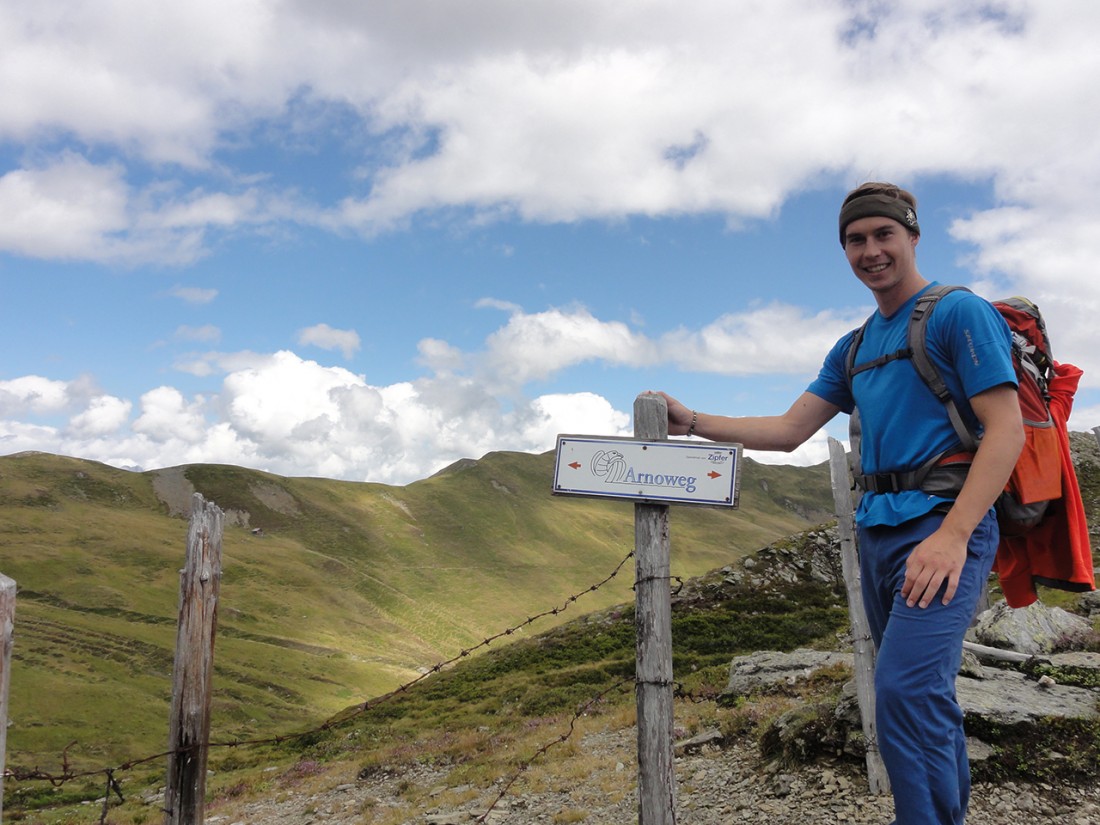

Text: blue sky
xmin=2 ymin=1 xmax=1098 ymax=484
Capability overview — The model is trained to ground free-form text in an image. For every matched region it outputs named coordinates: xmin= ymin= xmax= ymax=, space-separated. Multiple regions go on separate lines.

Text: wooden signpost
xmin=554 ymin=392 xmax=742 ymax=824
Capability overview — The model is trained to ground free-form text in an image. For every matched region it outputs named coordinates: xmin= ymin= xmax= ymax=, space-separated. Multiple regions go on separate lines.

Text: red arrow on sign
xmin=707 ymin=471 xmax=722 ymax=479
xmin=569 ymin=462 xmax=582 ymax=470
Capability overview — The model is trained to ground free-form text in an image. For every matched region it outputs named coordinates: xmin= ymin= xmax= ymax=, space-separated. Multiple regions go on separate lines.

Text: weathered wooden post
xmin=633 ymin=392 xmax=676 ymax=824
xmin=1 ymin=573 xmax=15 ymax=823
xmin=165 ymin=494 xmax=224 ymax=825
xmin=1093 ymin=426 xmax=1100 ymax=452
xmin=552 ymin=404 xmax=740 ymax=825
xmin=827 ymin=437 xmax=890 ymax=794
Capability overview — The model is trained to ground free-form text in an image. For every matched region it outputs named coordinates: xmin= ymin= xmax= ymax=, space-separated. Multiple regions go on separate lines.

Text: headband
xmin=838 ymin=193 xmax=920 ymax=245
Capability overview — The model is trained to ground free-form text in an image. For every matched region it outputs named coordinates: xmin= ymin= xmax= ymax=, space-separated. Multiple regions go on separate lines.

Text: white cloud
xmin=417 ymin=338 xmax=466 ymax=375
xmin=469 ymin=302 xmax=871 ymax=385
xmin=659 ymin=305 xmax=871 ymax=376
xmin=0 ymin=155 xmax=223 ymax=264
xmin=9 ymin=289 xmax=1093 ymax=483
xmin=746 ymin=429 xmax=834 ymax=469
xmin=175 ymin=324 xmax=222 ymax=343
xmin=68 ymin=395 xmax=132 ymax=436
xmin=1068 ymin=404 xmax=1100 ymax=434
xmin=297 ymin=324 xmax=361 ymax=359
xmin=475 ymin=297 xmax=523 ymax=313
xmin=133 ymin=386 xmax=208 ymax=443
xmin=521 ymin=392 xmax=632 ymax=446
xmin=170 ymin=286 xmax=219 ymax=305
xmin=482 ymin=306 xmax=657 ymax=386
xmin=0 ymin=301 xmax=856 ymax=482
xmin=0 ymin=155 xmax=130 ymax=260
xmin=0 ymin=375 xmax=73 ymax=415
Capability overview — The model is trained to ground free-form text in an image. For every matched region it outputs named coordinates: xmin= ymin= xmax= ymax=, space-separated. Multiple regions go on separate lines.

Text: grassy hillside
xmin=0 ymin=448 xmax=833 ymax=773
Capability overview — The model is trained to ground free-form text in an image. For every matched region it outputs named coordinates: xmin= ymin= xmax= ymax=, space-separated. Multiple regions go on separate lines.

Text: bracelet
xmin=687 ymin=410 xmax=698 ymax=437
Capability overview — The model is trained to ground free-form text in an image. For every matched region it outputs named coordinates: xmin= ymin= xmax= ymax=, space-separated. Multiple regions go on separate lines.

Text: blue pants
xmin=858 ymin=509 xmax=998 ymax=825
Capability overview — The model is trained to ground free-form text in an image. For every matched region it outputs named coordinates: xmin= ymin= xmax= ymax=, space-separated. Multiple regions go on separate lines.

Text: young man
xmin=660 ymin=182 xmax=1024 ymax=825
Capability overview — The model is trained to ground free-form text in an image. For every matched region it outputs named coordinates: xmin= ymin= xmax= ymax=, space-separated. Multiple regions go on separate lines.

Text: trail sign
xmin=553 ymin=434 xmax=741 ymax=507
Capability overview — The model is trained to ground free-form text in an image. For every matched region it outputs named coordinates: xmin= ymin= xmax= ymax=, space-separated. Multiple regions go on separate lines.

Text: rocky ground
xmin=206 ymin=724 xmax=1100 ymax=825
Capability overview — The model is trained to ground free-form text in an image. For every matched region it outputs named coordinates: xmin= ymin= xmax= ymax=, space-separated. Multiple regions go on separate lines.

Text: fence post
xmin=827 ymin=437 xmax=890 ymax=795
xmin=1 ymin=573 xmax=15 ymax=824
xmin=164 ymin=494 xmax=224 ymax=825
xmin=633 ymin=392 xmax=677 ymax=824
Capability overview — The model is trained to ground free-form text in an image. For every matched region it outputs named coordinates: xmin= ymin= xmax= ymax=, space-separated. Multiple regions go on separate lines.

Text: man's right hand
xmin=656 ymin=391 xmax=695 ymax=436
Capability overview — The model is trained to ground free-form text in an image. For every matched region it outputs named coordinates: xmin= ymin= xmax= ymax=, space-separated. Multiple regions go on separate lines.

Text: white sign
xmin=553 ymin=435 xmax=742 ymax=507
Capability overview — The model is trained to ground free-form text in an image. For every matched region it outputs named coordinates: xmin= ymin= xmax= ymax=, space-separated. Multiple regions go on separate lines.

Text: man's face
xmin=842 ymin=215 xmax=920 ymax=296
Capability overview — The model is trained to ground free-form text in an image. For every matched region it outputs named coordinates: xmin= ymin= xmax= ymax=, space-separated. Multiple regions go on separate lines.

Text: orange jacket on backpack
xmin=993 ymin=361 xmax=1095 ymax=607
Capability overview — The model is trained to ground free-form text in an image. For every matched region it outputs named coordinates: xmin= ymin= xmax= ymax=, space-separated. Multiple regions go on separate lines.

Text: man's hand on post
xmin=655 ymin=392 xmax=694 ymax=436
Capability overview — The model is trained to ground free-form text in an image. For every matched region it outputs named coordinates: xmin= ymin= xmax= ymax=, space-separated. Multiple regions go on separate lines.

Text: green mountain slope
xmin=0 ymin=448 xmax=833 ymax=770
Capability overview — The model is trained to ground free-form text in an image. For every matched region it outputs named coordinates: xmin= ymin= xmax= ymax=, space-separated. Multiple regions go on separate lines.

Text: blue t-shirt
xmin=807 ymin=283 xmax=1017 ymax=527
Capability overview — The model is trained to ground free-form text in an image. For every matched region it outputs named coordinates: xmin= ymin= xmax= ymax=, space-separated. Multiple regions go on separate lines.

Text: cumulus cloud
xmin=133 ymin=386 xmax=209 ymax=443
xmin=659 ymin=305 xmax=870 ymax=376
xmin=0 ymin=375 xmax=74 ymax=415
xmin=0 ymin=301 xmax=849 ymax=482
xmin=480 ymin=305 xmax=657 ymax=387
xmin=0 ymin=344 xmax=634 ymax=483
xmin=68 ymin=395 xmax=132 ymax=436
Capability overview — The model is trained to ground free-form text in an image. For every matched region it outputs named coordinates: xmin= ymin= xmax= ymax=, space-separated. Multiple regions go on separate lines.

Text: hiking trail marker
xmin=553 ymin=393 xmax=742 ymax=824
xmin=553 ymin=435 xmax=742 ymax=507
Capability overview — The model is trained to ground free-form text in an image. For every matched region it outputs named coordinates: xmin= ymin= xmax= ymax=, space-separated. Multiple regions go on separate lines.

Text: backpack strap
xmin=905 ymin=285 xmax=980 ymax=453
xmin=845 ymin=284 xmax=980 ymax=494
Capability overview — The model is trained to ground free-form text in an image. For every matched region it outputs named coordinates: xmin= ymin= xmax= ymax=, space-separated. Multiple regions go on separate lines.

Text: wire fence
xmin=2 ymin=547 xmax=699 ymax=824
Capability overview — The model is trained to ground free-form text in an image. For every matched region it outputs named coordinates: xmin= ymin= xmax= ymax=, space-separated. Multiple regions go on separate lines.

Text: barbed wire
xmin=3 ymin=548 xmax=647 ymax=822
xmin=475 ymin=676 xmax=635 ymax=823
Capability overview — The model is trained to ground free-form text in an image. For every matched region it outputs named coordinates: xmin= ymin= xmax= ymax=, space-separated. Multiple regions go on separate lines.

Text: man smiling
xmin=660 ymin=182 xmax=1024 ymax=824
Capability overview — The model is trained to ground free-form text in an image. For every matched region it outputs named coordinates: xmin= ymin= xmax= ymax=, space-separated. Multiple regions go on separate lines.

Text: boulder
xmin=723 ymin=649 xmax=850 ymax=697
xmin=957 ymin=669 xmax=1098 ymax=726
xmin=969 ymin=600 xmax=1093 ymax=655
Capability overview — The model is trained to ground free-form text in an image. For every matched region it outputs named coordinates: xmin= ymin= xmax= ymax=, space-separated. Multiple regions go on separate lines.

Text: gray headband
xmin=838 ymin=193 xmax=920 ymax=245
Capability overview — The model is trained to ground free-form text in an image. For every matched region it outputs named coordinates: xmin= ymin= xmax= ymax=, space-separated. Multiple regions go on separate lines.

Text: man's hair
xmin=838 ymin=181 xmax=920 ymax=246
xmin=841 ymin=181 xmax=918 ymax=211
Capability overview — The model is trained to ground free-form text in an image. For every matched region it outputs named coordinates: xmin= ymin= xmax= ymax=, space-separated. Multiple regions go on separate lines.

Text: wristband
xmin=687 ymin=411 xmax=698 ymax=437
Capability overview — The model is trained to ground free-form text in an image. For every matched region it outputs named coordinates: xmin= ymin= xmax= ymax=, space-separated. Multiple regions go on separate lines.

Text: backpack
xmin=845 ymin=285 xmax=1062 ymax=536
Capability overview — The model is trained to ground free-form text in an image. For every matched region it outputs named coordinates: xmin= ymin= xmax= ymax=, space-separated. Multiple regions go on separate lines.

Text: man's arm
xmin=901 ymin=384 xmax=1024 ymax=608
xmin=658 ymin=391 xmax=841 ymax=452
